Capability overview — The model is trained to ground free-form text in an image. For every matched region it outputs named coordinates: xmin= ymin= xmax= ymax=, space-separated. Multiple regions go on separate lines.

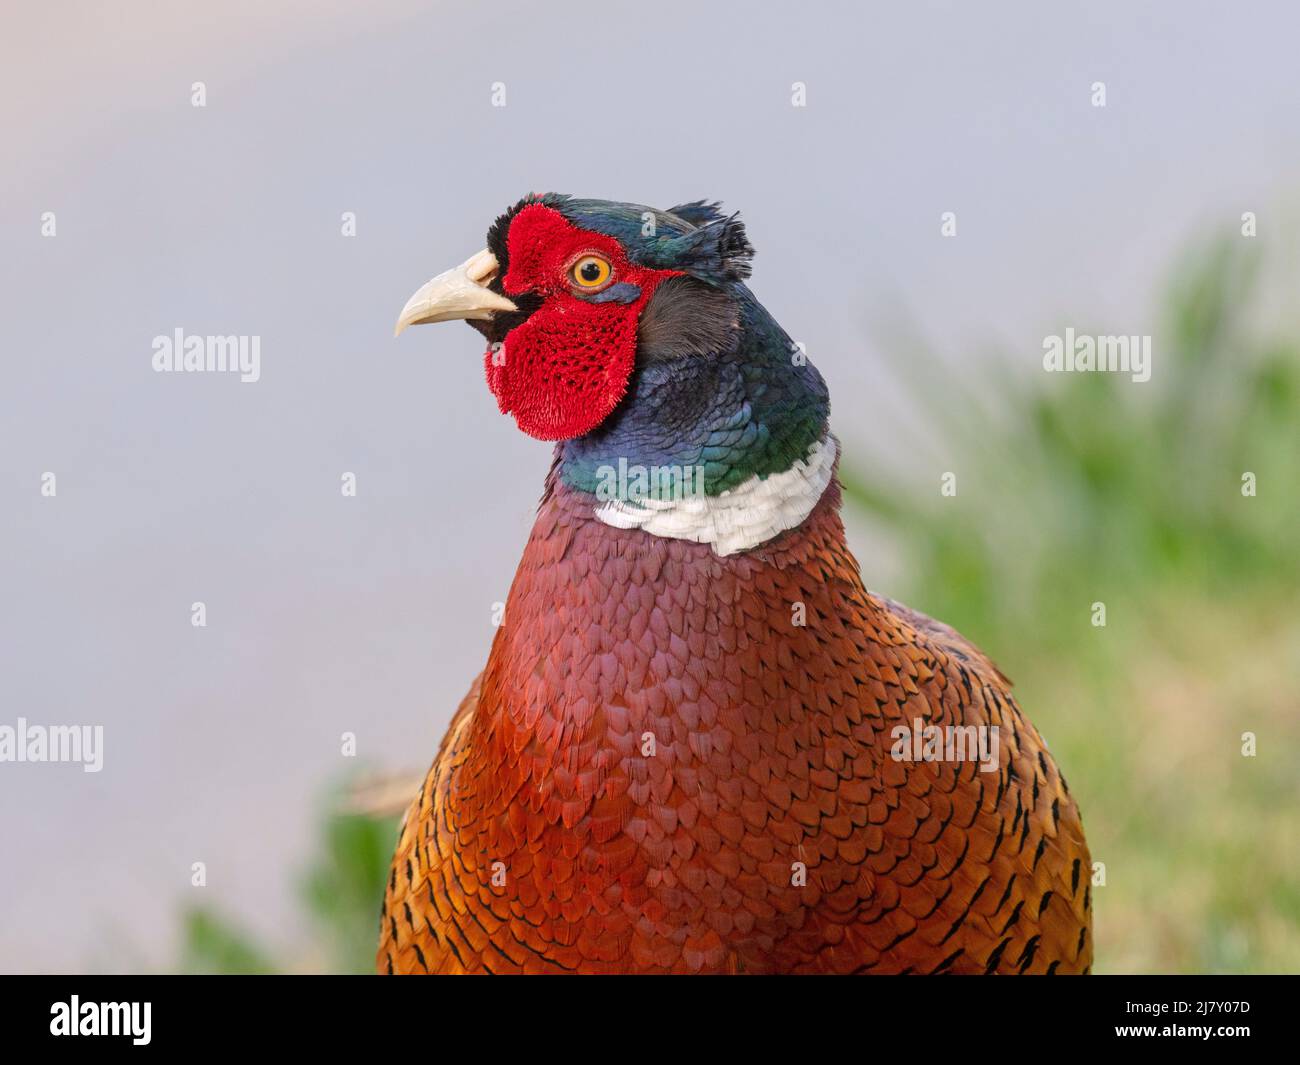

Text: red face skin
xmin=486 ymin=204 xmax=680 ymax=441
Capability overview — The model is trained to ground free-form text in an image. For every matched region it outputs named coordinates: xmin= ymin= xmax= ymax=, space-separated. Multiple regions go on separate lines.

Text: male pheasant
xmin=381 ymin=195 xmax=1092 ymax=974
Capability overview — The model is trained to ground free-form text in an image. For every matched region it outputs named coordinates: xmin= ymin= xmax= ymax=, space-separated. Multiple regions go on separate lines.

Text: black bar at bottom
xmin=0 ymin=974 xmax=1287 ymax=1052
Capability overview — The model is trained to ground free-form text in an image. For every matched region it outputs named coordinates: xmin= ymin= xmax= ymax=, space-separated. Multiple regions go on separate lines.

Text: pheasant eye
xmin=570 ymin=254 xmax=612 ymax=290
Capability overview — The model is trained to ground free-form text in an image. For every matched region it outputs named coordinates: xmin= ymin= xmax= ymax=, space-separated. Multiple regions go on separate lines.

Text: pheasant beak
xmin=393 ymin=249 xmax=517 ymax=336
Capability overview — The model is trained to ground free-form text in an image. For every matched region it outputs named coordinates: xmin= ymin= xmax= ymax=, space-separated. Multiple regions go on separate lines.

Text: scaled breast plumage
xmin=378 ymin=468 xmax=1092 ymax=974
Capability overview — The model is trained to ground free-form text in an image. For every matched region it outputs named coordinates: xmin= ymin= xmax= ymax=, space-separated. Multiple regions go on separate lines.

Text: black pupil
xmin=580 ymin=260 xmax=602 ymax=282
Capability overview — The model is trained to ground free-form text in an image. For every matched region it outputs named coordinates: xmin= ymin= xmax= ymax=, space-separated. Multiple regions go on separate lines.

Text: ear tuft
xmin=711 ymin=214 xmax=755 ymax=280
xmin=667 ymin=200 xmax=729 ymax=228
xmin=653 ymin=212 xmax=754 ymax=284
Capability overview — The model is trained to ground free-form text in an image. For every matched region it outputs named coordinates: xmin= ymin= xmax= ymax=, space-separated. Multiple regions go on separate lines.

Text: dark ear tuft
xmin=667 ymin=200 xmax=729 ymax=228
xmin=651 ymin=212 xmax=754 ymax=284
xmin=711 ymin=214 xmax=755 ymax=280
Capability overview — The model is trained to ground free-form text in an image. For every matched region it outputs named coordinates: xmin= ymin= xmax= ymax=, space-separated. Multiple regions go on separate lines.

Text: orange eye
xmin=570 ymin=254 xmax=612 ymax=290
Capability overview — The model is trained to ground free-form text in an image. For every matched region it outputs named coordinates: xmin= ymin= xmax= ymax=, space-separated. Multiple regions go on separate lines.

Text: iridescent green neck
xmin=560 ymin=287 xmax=829 ymax=500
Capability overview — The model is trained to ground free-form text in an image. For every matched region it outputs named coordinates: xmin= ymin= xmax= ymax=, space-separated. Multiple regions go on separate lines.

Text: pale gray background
xmin=2 ymin=0 xmax=1297 ymax=971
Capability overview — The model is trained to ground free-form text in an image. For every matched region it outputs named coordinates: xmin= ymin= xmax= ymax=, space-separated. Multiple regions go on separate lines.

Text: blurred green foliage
xmin=178 ymin=909 xmax=277 ymax=975
xmin=843 ymin=236 xmax=1298 ymax=653
xmin=841 ymin=234 xmax=1300 ymax=973
xmin=179 ymin=807 xmax=398 ymax=974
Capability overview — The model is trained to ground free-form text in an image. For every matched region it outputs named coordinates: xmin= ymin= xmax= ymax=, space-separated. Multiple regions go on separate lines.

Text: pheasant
xmin=381 ymin=195 xmax=1092 ymax=974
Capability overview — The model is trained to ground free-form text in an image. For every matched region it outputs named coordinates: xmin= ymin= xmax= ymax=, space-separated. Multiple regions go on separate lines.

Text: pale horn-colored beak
xmin=393 ymin=249 xmax=518 ymax=337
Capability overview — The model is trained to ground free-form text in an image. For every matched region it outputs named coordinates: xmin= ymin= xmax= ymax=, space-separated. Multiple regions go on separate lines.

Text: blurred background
xmin=1 ymin=0 xmax=1296 ymax=974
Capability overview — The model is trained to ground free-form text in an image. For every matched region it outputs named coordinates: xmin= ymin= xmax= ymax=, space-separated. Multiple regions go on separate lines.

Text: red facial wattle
xmin=484 ymin=204 xmax=679 ymax=441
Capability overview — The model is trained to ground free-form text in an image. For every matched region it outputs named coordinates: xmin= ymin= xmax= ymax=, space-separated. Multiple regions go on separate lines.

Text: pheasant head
xmin=395 ymin=195 xmax=831 ymax=554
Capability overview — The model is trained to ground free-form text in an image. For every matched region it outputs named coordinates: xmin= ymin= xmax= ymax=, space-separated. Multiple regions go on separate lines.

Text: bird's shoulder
xmin=871 ymin=593 xmax=1012 ymax=690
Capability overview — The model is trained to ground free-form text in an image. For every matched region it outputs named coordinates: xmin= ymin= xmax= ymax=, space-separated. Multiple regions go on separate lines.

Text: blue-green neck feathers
xmin=560 ymin=285 xmax=829 ymax=497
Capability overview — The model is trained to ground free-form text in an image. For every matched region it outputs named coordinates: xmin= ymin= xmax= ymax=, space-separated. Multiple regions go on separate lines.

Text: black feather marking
xmin=1016 ymin=935 xmax=1041 ymax=973
xmin=939 ymin=876 xmax=990 ymax=944
xmin=993 ymin=874 xmax=1017 ymax=914
xmin=985 ymin=817 xmax=1006 ymax=862
xmin=984 ymin=937 xmax=1012 ymax=973
xmin=929 ymin=948 xmax=965 ymax=975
